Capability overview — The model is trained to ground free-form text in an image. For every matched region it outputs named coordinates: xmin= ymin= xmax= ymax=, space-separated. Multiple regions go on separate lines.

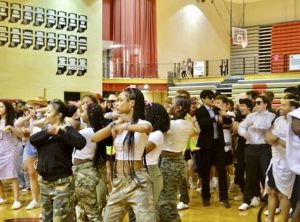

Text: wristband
xmin=109 ymin=121 xmax=116 ymax=128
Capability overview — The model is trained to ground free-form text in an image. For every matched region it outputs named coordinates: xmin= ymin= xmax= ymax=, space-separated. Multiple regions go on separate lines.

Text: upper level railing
xmin=102 ymin=56 xmax=273 ymax=79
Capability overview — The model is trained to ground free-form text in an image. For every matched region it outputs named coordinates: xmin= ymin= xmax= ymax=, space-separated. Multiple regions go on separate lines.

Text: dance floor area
xmin=0 ymin=182 xmax=284 ymax=222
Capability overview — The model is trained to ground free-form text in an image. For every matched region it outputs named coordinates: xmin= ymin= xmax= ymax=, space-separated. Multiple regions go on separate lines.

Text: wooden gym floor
xmin=0 ymin=184 xmax=282 ymax=222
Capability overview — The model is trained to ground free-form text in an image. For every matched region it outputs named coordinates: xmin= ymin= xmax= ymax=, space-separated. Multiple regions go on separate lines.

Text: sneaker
xmin=238 ymin=203 xmax=250 ymax=211
xmin=264 ymin=208 xmax=281 ymax=216
xmin=21 ymin=187 xmax=31 ymax=192
xmin=11 ymin=200 xmax=22 ymax=210
xmin=250 ymin=196 xmax=260 ymax=207
xmin=202 ymin=199 xmax=210 ymax=206
xmin=222 ymin=200 xmax=231 ymax=208
xmin=0 ymin=198 xmax=7 ymax=205
xmin=25 ymin=200 xmax=40 ymax=210
xmin=177 ymin=202 xmax=189 ymax=210
xmin=189 ymin=177 xmax=197 ymax=189
xmin=196 ymin=187 xmax=202 ymax=193
xmin=234 ymin=195 xmax=243 ymax=201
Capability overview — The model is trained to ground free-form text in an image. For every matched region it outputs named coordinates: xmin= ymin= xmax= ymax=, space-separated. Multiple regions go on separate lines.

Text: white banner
xmin=289 ymin=54 xmax=300 ymax=71
xmin=193 ymin=61 xmax=205 ymax=76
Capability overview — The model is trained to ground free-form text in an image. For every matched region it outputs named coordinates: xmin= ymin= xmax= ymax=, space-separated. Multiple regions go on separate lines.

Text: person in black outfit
xmin=195 ymin=90 xmax=232 ymax=208
xmin=30 ymin=99 xmax=86 ymax=222
xmin=232 ymin=98 xmax=253 ymax=199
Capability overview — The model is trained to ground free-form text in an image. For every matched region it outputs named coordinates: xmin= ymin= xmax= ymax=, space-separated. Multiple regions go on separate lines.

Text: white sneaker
xmin=177 ymin=201 xmax=189 ymax=210
xmin=234 ymin=194 xmax=243 ymax=201
xmin=25 ymin=200 xmax=40 ymax=210
xmin=11 ymin=200 xmax=22 ymax=210
xmin=250 ymin=196 xmax=260 ymax=207
xmin=0 ymin=198 xmax=7 ymax=205
xmin=238 ymin=203 xmax=250 ymax=211
xmin=264 ymin=208 xmax=281 ymax=216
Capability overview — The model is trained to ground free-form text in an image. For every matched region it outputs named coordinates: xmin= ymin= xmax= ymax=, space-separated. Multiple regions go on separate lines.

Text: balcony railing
xmin=102 ymin=56 xmax=273 ymax=79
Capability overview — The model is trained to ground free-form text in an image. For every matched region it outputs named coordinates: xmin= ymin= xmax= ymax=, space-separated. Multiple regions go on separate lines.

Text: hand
xmin=29 ymin=109 xmax=36 ymax=118
xmin=247 ymin=122 xmax=253 ymax=127
xmin=219 ymin=110 xmax=227 ymax=117
xmin=264 ymin=131 xmax=277 ymax=144
xmin=47 ymin=125 xmax=63 ymax=135
xmin=113 ymin=122 xmax=129 ymax=134
xmin=3 ymin=125 xmax=13 ymax=133
xmin=244 ymin=132 xmax=251 ymax=140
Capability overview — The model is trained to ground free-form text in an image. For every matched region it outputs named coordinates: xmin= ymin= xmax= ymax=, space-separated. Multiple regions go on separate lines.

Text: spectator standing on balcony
xmin=186 ymin=58 xmax=193 ymax=78
xmin=181 ymin=60 xmax=187 ymax=78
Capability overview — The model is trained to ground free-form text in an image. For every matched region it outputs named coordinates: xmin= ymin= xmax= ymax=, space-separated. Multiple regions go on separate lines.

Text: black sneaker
xmin=202 ymin=199 xmax=210 ymax=206
xmin=222 ymin=200 xmax=231 ymax=208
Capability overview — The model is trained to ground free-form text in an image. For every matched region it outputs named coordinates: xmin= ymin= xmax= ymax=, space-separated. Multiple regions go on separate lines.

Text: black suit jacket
xmin=195 ymin=105 xmax=232 ymax=150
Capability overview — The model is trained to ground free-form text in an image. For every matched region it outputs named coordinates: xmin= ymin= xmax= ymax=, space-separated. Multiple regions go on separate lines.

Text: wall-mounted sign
xmin=78 ymin=36 xmax=87 ymax=54
xmin=34 ymin=7 xmax=44 ymax=26
xmin=57 ymin=33 xmax=66 ymax=52
xmin=57 ymin=56 xmax=67 ymax=75
xmin=67 ymin=13 xmax=77 ymax=31
xmin=22 ymin=5 xmax=33 ymax=25
xmin=22 ymin=29 xmax=33 ymax=49
xmin=67 ymin=35 xmax=77 ymax=53
xmin=45 ymin=32 xmax=56 ymax=51
xmin=9 ymin=3 xmax=21 ymax=23
xmin=9 ymin=27 xmax=21 ymax=48
xmin=193 ymin=61 xmax=205 ymax=76
xmin=46 ymin=9 xmax=56 ymax=28
xmin=34 ymin=31 xmax=44 ymax=50
xmin=0 ymin=1 xmax=8 ymax=21
xmin=78 ymin=58 xmax=87 ymax=76
xmin=77 ymin=15 xmax=87 ymax=33
xmin=0 ymin=26 xmax=8 ymax=46
xmin=57 ymin=11 xmax=66 ymax=30
xmin=289 ymin=54 xmax=300 ymax=71
xmin=67 ymin=57 xmax=77 ymax=75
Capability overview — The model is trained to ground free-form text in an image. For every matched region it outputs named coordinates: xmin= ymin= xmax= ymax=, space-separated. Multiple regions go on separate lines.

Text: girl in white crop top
xmin=72 ymin=103 xmax=106 ymax=221
xmin=91 ymin=88 xmax=155 ymax=222
xmin=158 ymin=96 xmax=193 ymax=222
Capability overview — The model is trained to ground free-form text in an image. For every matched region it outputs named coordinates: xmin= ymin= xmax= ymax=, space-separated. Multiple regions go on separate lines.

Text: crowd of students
xmin=0 ymin=85 xmax=300 ymax=222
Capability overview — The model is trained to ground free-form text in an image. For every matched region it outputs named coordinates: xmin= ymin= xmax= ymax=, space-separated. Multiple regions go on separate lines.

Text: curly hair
xmin=0 ymin=101 xmax=15 ymax=126
xmin=145 ymin=103 xmax=170 ymax=133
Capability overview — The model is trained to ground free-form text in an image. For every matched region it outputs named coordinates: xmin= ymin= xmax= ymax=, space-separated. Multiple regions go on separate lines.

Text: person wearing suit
xmin=195 ymin=90 xmax=232 ymax=208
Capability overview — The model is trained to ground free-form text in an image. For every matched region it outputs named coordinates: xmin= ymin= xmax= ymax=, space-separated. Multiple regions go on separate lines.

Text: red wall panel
xmin=271 ymin=22 xmax=300 ymax=72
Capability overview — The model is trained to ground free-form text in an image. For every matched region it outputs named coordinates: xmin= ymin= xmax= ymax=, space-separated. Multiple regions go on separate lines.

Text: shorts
xmin=184 ymin=149 xmax=191 ymax=161
xmin=23 ymin=142 xmax=37 ymax=160
xmin=267 ymin=166 xmax=279 ymax=192
xmin=224 ymin=150 xmax=233 ymax=165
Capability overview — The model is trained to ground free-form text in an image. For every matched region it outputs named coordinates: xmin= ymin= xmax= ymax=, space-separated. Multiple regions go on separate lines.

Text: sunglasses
xmin=206 ymin=96 xmax=215 ymax=100
xmin=192 ymin=102 xmax=198 ymax=105
xmin=255 ymin=100 xmax=263 ymax=105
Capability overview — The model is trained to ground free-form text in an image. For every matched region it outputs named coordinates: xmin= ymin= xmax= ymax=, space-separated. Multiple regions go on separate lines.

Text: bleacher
xmin=168 ymin=74 xmax=300 ymax=104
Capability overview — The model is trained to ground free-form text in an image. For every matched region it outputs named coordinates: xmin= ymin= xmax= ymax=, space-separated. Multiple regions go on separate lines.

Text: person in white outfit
xmin=265 ymin=94 xmax=298 ymax=222
xmin=286 ymin=105 xmax=300 ymax=222
xmin=238 ymin=95 xmax=275 ymax=211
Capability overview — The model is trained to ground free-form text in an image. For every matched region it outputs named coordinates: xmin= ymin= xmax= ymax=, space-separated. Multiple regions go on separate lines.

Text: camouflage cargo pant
xmin=158 ymin=156 xmax=185 ymax=222
xmin=40 ymin=175 xmax=75 ymax=222
xmin=103 ymin=169 xmax=156 ymax=222
xmin=73 ymin=161 xmax=102 ymax=222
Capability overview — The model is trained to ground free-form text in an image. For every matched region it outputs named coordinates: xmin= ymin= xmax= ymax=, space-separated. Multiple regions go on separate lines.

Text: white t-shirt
xmin=73 ymin=127 xmax=96 ymax=161
xmin=146 ymin=130 xmax=164 ymax=165
xmin=163 ymin=119 xmax=193 ymax=153
xmin=114 ymin=119 xmax=151 ymax=161
xmin=286 ymin=108 xmax=300 ymax=175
